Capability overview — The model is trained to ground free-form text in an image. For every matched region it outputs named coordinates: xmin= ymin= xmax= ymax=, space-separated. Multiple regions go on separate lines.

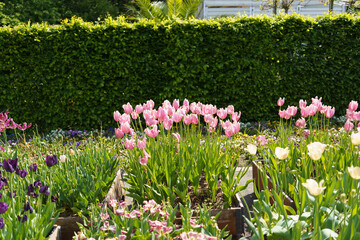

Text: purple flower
xmin=16 ymin=168 xmax=27 ymax=178
xmin=23 ymin=201 xmax=33 ymax=213
xmin=0 ymin=193 xmax=2 ymax=199
xmin=27 ymin=184 xmax=38 ymax=198
xmin=17 ymin=214 xmax=27 ymax=223
xmin=1 ymin=178 xmax=7 ymax=186
xmin=51 ymin=195 xmax=58 ymax=203
xmin=3 ymin=158 xmax=18 ymax=173
xmin=45 ymin=155 xmax=57 ymax=167
xmin=29 ymin=163 xmax=37 ymax=172
xmin=0 ymin=202 xmax=9 ymax=214
xmin=34 ymin=180 xmax=42 ymax=188
xmin=39 ymin=185 xmax=49 ymax=195
xmin=9 ymin=191 xmax=16 ymax=198
xmin=0 ymin=181 xmax=5 ymax=191
xmin=0 ymin=218 xmax=4 ymax=229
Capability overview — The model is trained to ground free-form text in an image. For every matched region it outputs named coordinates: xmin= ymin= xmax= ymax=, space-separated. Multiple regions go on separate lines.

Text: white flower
xmin=59 ymin=155 xmax=66 ymax=163
xmin=307 ymin=142 xmax=327 ymax=161
xmin=275 ymin=147 xmax=289 ymax=160
xmin=245 ymin=144 xmax=257 ymax=155
xmin=302 ymin=179 xmax=326 ymax=196
xmin=351 ymin=132 xmax=360 ymax=145
xmin=348 ymin=166 xmax=360 ymax=180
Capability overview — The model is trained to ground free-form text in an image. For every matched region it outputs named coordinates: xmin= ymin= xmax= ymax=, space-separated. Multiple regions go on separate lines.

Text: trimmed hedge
xmin=1 ymin=14 xmax=360 ymax=132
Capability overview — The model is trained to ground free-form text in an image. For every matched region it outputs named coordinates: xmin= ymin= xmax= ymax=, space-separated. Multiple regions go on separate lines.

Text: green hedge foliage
xmin=1 ymin=15 xmax=360 ymax=132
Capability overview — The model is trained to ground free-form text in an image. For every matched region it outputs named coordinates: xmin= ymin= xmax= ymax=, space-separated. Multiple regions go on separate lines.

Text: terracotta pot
xmin=252 ymin=161 xmax=296 ymax=211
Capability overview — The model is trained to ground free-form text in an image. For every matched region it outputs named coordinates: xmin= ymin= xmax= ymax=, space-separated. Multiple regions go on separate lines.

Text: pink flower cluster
xmin=0 ymin=110 xmax=31 ymax=133
xmin=113 ymin=99 xmax=242 ymax=165
xmin=277 ymin=97 xmax=335 ymax=123
xmin=344 ymin=100 xmax=360 ymax=131
xmin=179 ymin=232 xmax=217 ymax=240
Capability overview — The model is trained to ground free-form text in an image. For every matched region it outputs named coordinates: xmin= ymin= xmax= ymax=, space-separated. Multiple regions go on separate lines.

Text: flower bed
xmin=243 ymin=97 xmax=360 ymax=239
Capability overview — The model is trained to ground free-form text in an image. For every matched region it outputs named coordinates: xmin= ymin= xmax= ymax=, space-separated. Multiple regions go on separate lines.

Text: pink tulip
xmin=295 ymin=117 xmax=306 ymax=128
xmin=217 ymin=108 xmax=227 ymax=119
xmin=163 ymin=118 xmax=173 ymax=130
xmin=139 ymin=150 xmax=150 ymax=166
xmin=287 ymin=106 xmax=297 ymax=116
xmin=190 ymin=114 xmax=199 ymax=124
xmin=256 ymin=135 xmax=268 ymax=145
xmin=277 ymin=97 xmax=285 ymax=107
xmin=224 ymin=124 xmax=235 ymax=137
xmin=183 ymin=99 xmax=189 ymax=107
xmin=353 ymin=112 xmax=360 ymax=121
xmin=167 ymin=107 xmax=175 ymax=116
xmin=122 ymin=103 xmax=133 ymax=114
xmin=226 ymin=105 xmax=235 ymax=115
xmin=190 ymin=102 xmax=197 ymax=113
xmin=279 ymin=110 xmax=286 ymax=118
xmin=181 ymin=105 xmax=190 ymax=114
xmin=144 ymin=125 xmax=160 ymax=138
xmin=125 ymin=138 xmax=135 ymax=149
xmin=135 ymin=104 xmax=143 ymax=114
xmin=137 ymin=138 xmax=147 ymax=149
xmin=346 ymin=109 xmax=355 ymax=121
xmin=311 ymin=96 xmax=322 ymax=110
xmin=324 ymin=106 xmax=335 ymax=118
xmin=304 ymin=129 xmax=310 ymax=138
xmin=172 ymin=111 xmax=183 ymax=123
xmin=114 ymin=111 xmax=121 ymax=122
xmin=115 ymin=128 xmax=124 ymax=138
xmin=233 ymin=121 xmax=240 ymax=133
xmin=162 ymin=100 xmax=171 ymax=108
xmin=172 ymin=99 xmax=180 ymax=110
xmin=349 ymin=100 xmax=358 ymax=111
xmin=183 ymin=115 xmax=192 ymax=125
xmin=308 ymin=104 xmax=318 ymax=116
xmin=172 ymin=133 xmax=181 ymax=143
xmin=222 ymin=120 xmax=232 ymax=129
xmin=231 ymin=112 xmax=241 ymax=122
xmin=299 ymin=99 xmax=307 ymax=109
xmin=146 ymin=100 xmax=155 ymax=109
xmin=131 ymin=112 xmax=138 ymax=119
xmin=301 ymin=107 xmax=310 ymax=118
xmin=120 ymin=113 xmax=131 ymax=125
xmin=344 ymin=120 xmax=354 ymax=132
xmin=204 ymin=114 xmax=214 ymax=124
xmin=156 ymin=107 xmax=168 ymax=122
xmin=210 ymin=117 xmax=218 ymax=128
xmin=279 ymin=110 xmax=290 ymax=119
xmin=120 ymin=122 xmax=131 ymax=134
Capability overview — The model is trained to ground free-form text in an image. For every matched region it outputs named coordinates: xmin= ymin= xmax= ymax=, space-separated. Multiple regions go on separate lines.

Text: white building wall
xmin=200 ymin=0 xmax=346 ymax=19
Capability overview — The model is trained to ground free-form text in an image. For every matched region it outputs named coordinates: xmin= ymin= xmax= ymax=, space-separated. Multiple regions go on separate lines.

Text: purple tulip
xmin=0 ymin=181 xmax=5 ymax=191
xmin=17 ymin=214 xmax=27 ymax=223
xmin=27 ymin=184 xmax=38 ymax=198
xmin=29 ymin=163 xmax=37 ymax=172
xmin=0 ymin=202 xmax=8 ymax=214
xmin=51 ymin=195 xmax=58 ymax=203
xmin=9 ymin=191 xmax=16 ymax=198
xmin=45 ymin=155 xmax=57 ymax=167
xmin=39 ymin=185 xmax=49 ymax=195
xmin=34 ymin=180 xmax=42 ymax=188
xmin=0 ymin=218 xmax=4 ymax=229
xmin=3 ymin=158 xmax=18 ymax=173
xmin=1 ymin=178 xmax=7 ymax=186
xmin=16 ymin=168 xmax=27 ymax=178
xmin=24 ymin=201 xmax=34 ymax=213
